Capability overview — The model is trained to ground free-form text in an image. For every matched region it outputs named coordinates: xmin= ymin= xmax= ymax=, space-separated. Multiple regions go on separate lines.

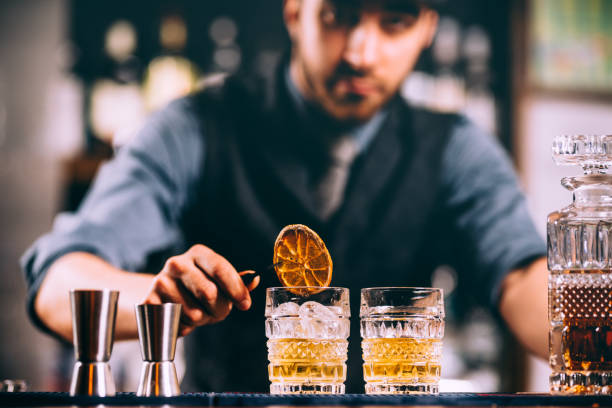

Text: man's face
xmin=286 ymin=0 xmax=438 ymax=123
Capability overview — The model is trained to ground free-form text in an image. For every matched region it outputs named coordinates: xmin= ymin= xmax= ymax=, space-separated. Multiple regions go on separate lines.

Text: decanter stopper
xmin=552 ymin=134 xmax=612 ymax=174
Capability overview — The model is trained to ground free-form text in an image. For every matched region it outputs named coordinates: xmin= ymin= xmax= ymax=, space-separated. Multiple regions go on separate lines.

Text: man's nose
xmin=343 ymin=21 xmax=380 ymax=71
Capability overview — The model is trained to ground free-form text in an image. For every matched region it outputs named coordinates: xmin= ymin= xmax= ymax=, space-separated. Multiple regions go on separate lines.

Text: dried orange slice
xmin=273 ymin=224 xmax=332 ymax=295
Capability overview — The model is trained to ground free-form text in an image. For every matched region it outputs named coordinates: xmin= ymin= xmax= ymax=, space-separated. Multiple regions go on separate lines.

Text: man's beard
xmin=299 ymin=59 xmax=387 ymax=124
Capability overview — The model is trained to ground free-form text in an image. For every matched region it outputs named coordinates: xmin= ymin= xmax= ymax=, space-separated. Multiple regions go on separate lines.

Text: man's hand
xmin=144 ymin=244 xmax=260 ymax=336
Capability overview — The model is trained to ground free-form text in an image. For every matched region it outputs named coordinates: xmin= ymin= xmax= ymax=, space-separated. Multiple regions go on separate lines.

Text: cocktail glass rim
xmin=265 ymin=287 xmax=350 ymax=318
xmin=267 ymin=286 xmax=349 ymax=290
xmin=360 ymin=287 xmax=444 ymax=318
xmin=361 ymin=286 xmax=443 ymax=292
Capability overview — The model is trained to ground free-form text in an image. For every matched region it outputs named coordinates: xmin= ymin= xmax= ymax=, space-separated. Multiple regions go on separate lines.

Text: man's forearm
xmin=499 ymin=257 xmax=549 ymax=359
xmin=34 ymin=252 xmax=154 ymax=342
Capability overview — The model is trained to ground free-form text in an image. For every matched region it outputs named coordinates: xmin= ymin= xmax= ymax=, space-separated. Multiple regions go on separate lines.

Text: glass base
xmin=270 ymin=382 xmax=345 ymax=394
xmin=365 ymin=383 xmax=438 ymax=394
xmin=550 ymin=371 xmax=612 ymax=394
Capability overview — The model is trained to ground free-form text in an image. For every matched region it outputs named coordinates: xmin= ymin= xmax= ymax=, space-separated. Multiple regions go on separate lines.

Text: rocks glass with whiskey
xmin=548 ymin=134 xmax=612 ymax=394
xmin=265 ymin=287 xmax=350 ymax=394
xmin=360 ymin=287 xmax=444 ymax=394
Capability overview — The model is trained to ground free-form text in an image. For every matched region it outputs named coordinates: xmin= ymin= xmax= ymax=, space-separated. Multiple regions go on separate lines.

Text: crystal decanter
xmin=548 ymin=134 xmax=612 ymax=394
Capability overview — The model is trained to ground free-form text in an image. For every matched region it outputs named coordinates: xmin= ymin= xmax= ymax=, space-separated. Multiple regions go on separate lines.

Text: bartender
xmin=22 ymin=0 xmax=548 ymax=392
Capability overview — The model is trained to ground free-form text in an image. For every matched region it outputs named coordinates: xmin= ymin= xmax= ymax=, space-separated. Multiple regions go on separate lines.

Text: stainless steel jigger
xmin=69 ymin=289 xmax=119 ymax=396
xmin=135 ymin=303 xmax=182 ymax=396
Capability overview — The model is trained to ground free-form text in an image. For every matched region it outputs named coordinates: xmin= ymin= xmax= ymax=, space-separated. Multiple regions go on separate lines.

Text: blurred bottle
xmin=462 ymin=26 xmax=496 ymax=136
xmin=209 ymin=16 xmax=242 ymax=74
xmin=89 ymin=20 xmax=145 ymax=146
xmin=141 ymin=14 xmax=199 ymax=116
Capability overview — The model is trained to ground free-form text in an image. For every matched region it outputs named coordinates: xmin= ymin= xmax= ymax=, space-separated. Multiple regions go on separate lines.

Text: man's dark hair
xmin=326 ymin=0 xmax=444 ymax=16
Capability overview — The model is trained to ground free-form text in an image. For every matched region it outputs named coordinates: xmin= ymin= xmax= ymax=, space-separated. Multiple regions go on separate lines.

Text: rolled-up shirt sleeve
xmin=21 ymin=97 xmax=205 ymax=332
xmin=441 ymin=117 xmax=546 ymax=307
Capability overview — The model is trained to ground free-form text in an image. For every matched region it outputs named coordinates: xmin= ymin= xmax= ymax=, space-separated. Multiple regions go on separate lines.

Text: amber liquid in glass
xmin=362 ymin=338 xmax=441 ymax=386
xmin=549 ymin=270 xmax=612 ymax=393
xmin=267 ymin=338 xmax=347 ymax=393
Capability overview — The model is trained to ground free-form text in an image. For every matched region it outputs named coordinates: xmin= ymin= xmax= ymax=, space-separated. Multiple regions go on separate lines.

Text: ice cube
xmin=274 ymin=301 xmax=300 ymax=317
xmin=327 ymin=305 xmax=345 ymax=316
xmin=266 ymin=302 xmax=302 ymax=338
xmin=299 ymin=301 xmax=339 ymax=320
xmin=279 ymin=317 xmax=302 ymax=338
xmin=299 ymin=301 xmax=341 ymax=338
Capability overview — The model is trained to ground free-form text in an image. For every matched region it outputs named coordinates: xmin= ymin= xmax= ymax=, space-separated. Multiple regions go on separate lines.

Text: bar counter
xmin=1 ymin=392 xmax=610 ymax=407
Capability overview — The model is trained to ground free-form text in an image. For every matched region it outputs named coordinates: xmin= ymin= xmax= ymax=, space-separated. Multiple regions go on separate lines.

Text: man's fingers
xmin=151 ymin=273 xmax=215 ymax=328
xmin=161 ymin=254 xmax=234 ymax=323
xmin=239 ymin=270 xmax=259 ymax=291
xmin=179 ymin=269 xmax=234 ymax=323
xmin=248 ymin=276 xmax=261 ymax=292
xmin=191 ymin=245 xmax=251 ymax=310
xmin=240 ymin=271 xmax=261 ymax=292
xmin=179 ymin=325 xmax=195 ymax=337
xmin=147 ymin=245 xmax=257 ymax=336
xmin=173 ymin=282 xmax=214 ymax=327
xmin=143 ymin=291 xmax=163 ymax=305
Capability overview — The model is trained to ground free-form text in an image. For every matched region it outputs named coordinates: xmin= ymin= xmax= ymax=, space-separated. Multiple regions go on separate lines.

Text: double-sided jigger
xmin=135 ymin=303 xmax=182 ymax=396
xmin=69 ymin=289 xmax=119 ymax=396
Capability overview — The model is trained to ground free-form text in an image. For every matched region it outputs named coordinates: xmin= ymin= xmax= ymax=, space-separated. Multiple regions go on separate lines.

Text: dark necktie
xmin=312 ymin=136 xmax=358 ymax=220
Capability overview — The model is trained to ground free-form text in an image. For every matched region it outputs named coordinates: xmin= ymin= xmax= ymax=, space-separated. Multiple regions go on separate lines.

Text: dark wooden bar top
xmin=0 ymin=392 xmax=609 ymax=407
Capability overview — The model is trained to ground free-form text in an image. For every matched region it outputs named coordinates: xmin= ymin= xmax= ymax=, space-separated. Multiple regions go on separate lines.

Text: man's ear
xmin=283 ymin=0 xmax=301 ymax=41
xmin=421 ymin=9 xmax=439 ymax=48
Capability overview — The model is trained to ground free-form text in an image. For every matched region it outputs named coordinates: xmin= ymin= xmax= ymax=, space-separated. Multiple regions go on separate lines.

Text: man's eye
xmin=320 ymin=5 xmax=359 ymax=28
xmin=321 ymin=7 xmax=338 ymax=26
xmin=381 ymin=14 xmax=417 ymax=34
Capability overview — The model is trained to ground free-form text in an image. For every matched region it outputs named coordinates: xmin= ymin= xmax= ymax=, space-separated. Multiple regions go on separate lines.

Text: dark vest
xmin=178 ymin=67 xmax=459 ymax=393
